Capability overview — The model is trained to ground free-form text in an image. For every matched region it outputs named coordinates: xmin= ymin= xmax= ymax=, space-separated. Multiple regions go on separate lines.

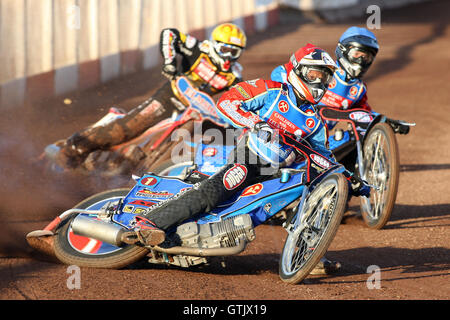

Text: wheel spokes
xmin=363 ymin=131 xmax=391 ymax=220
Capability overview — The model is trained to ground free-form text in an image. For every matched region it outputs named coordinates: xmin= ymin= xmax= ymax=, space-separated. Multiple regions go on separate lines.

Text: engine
xmin=175 ymin=213 xmax=256 ymax=249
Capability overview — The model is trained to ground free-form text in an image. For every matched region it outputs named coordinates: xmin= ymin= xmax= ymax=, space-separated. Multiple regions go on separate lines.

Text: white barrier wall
xmin=0 ymin=0 xmax=279 ymax=108
xmin=280 ymin=0 xmax=430 ymax=10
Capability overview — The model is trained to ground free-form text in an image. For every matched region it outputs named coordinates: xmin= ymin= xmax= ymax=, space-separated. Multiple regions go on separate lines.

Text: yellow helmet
xmin=211 ymin=23 xmax=246 ymax=62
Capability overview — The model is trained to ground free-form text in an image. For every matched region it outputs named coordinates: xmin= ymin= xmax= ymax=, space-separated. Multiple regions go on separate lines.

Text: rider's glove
xmin=162 ymin=63 xmax=177 ymax=80
xmin=397 ymin=124 xmax=410 ymax=135
xmin=253 ymin=121 xmax=274 ymax=143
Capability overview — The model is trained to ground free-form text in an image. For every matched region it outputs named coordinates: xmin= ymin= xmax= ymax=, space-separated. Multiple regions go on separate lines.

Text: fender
xmin=360 ymin=113 xmax=385 ymax=145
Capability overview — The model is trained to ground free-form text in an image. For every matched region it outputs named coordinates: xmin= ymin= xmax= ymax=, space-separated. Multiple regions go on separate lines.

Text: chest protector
xmin=185 ymin=53 xmax=237 ymax=93
xmin=248 ymin=90 xmax=321 ymax=165
xmin=318 ymin=68 xmax=366 ymax=109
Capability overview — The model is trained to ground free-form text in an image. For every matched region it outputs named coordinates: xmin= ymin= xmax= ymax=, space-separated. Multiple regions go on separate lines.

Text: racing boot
xmin=310 ymin=257 xmax=342 ymax=275
xmin=121 ymin=216 xmax=166 ymax=246
xmin=54 ymin=139 xmax=91 ymax=169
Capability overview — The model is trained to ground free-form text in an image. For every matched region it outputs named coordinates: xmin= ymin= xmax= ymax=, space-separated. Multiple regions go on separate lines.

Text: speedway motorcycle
xmin=42 ymin=76 xmax=228 ymax=177
xmin=27 ymin=128 xmax=368 ymax=284
xmin=318 ymin=106 xmax=415 ymax=229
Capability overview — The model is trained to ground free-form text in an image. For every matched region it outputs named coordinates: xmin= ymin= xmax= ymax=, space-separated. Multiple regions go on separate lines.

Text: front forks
xmin=284 ymin=186 xmax=310 ymax=236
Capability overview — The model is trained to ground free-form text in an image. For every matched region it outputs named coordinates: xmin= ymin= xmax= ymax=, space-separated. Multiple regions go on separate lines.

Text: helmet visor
xmin=347 ymin=47 xmax=374 ymax=65
xmin=214 ymin=42 xmax=242 ymax=60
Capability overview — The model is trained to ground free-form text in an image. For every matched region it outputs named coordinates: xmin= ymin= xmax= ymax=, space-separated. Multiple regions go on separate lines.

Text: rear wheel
xmin=360 ymin=122 xmax=400 ymax=229
xmin=152 ymin=160 xmax=194 ymax=178
xmin=279 ymin=173 xmax=348 ymax=284
xmin=53 ymin=189 xmax=149 ymax=269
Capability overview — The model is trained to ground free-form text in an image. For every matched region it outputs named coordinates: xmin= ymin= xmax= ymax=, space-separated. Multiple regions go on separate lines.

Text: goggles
xmin=295 ymin=66 xmax=334 ymax=86
xmin=214 ymin=42 xmax=243 ymax=60
xmin=347 ymin=47 xmax=374 ymax=65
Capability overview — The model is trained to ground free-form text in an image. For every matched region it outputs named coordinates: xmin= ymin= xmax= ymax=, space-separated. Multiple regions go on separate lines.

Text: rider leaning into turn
xmin=270 ymin=27 xmax=379 ymax=272
xmin=56 ymin=23 xmax=247 ymax=168
xmin=271 ymin=26 xmax=379 ymax=117
xmin=121 ymin=44 xmax=353 ymax=274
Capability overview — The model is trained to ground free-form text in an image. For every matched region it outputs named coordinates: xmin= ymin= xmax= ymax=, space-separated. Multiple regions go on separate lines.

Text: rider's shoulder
xmin=265 ymin=79 xmax=284 ymax=90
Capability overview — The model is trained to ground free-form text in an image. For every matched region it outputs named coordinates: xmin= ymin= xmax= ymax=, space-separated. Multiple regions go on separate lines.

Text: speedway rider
xmin=271 ymin=26 xmax=379 ymax=119
xmin=55 ymin=23 xmax=247 ymax=168
xmin=120 ymin=44 xmax=369 ymax=265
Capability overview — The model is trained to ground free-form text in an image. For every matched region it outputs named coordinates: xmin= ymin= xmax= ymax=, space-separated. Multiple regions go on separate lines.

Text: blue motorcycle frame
xmin=27 ymin=130 xmax=352 ymax=284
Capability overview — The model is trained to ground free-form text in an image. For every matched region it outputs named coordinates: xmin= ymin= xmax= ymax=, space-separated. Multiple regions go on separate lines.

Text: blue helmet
xmin=335 ymin=26 xmax=379 ymax=79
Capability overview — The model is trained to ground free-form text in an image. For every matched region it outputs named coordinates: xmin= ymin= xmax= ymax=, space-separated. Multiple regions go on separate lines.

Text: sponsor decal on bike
xmin=240 ymin=183 xmax=263 ymax=197
xmin=223 ymin=164 xmax=248 ymax=190
xmin=123 ymin=205 xmax=134 ymax=213
xmin=68 ymin=231 xmax=102 ymax=254
xmin=129 ymin=200 xmax=157 ymax=207
xmin=133 ymin=207 xmax=147 ymax=214
xmin=349 ymin=111 xmax=373 ymax=123
xmin=182 ymin=85 xmax=218 ymax=117
xmin=140 ymin=177 xmax=158 ymax=187
xmin=203 ymin=147 xmax=218 ymax=157
xmin=136 ymin=189 xmax=174 ymax=198
xmin=264 ymin=203 xmax=272 ymax=213
xmin=278 ymin=100 xmax=289 ymax=113
xmin=310 ymin=154 xmax=331 ymax=169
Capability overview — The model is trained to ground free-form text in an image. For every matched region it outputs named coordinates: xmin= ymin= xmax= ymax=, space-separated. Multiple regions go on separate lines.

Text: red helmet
xmin=284 ymin=44 xmax=337 ymax=104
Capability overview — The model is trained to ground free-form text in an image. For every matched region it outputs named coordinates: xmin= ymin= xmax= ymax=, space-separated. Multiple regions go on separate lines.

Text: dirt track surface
xmin=0 ymin=0 xmax=449 ymax=301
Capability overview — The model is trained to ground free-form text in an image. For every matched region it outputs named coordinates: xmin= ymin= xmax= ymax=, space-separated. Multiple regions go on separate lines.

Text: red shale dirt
xmin=0 ymin=0 xmax=448 ymax=301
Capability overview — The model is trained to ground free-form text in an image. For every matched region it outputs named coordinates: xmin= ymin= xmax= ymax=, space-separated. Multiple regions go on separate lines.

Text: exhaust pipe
xmin=152 ymin=236 xmax=247 ymax=257
xmin=71 ymin=215 xmax=248 ymax=257
xmin=71 ymin=215 xmax=127 ymax=247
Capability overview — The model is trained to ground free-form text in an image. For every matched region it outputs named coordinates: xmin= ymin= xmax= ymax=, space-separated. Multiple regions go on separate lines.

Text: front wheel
xmin=53 ymin=188 xmax=149 ymax=269
xmin=360 ymin=122 xmax=400 ymax=229
xmin=279 ymin=173 xmax=348 ymax=284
